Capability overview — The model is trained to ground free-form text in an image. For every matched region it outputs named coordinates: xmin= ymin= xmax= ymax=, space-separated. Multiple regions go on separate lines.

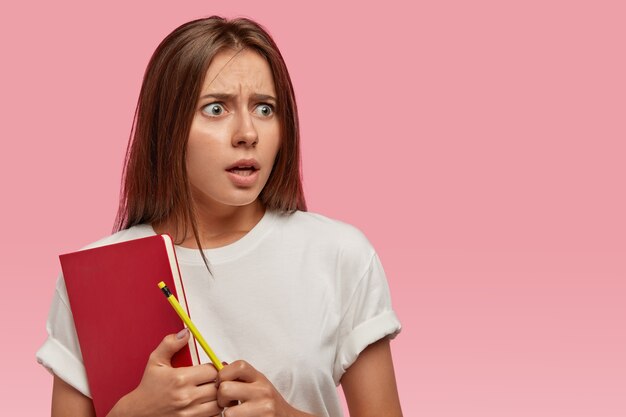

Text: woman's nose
xmin=232 ymin=111 xmax=258 ymax=147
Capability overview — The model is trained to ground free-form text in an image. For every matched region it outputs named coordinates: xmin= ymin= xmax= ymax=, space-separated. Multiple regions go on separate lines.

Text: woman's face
xmin=186 ymin=48 xmax=280 ymax=212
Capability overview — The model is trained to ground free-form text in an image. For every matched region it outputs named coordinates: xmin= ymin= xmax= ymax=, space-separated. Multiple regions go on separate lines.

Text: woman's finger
xmin=221 ymin=400 xmax=260 ymax=417
xmin=189 ymin=380 xmax=219 ymax=405
xmin=216 ymin=380 xmax=255 ymax=407
xmin=185 ymin=399 xmax=223 ymax=417
xmin=175 ymin=363 xmax=219 ymax=387
xmin=218 ymin=360 xmax=258 ymax=383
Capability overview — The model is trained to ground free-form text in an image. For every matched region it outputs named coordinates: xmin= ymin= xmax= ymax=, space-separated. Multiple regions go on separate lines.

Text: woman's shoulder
xmin=277 ymin=210 xmax=377 ymax=255
xmin=279 ymin=210 xmax=366 ymax=236
xmin=79 ymin=224 xmax=155 ymax=251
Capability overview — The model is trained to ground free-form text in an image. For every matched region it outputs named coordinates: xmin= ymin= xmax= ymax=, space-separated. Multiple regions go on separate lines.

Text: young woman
xmin=37 ymin=16 xmax=403 ymax=417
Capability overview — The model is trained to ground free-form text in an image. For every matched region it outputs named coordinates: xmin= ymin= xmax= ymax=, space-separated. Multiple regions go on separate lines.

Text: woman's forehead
xmin=201 ymin=49 xmax=276 ymax=96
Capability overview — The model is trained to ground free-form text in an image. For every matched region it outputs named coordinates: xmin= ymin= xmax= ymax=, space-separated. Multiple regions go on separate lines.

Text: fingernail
xmin=222 ymin=361 xmax=229 ymax=366
xmin=176 ymin=328 xmax=189 ymax=339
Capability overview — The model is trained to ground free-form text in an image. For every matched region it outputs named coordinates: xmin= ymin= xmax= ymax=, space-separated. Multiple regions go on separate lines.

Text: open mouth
xmin=227 ymin=166 xmax=258 ymax=176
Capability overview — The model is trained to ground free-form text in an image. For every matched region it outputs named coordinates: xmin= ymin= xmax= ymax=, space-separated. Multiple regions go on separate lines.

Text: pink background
xmin=1 ymin=1 xmax=625 ymax=415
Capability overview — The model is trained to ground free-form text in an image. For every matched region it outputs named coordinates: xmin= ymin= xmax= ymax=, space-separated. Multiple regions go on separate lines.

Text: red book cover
xmin=60 ymin=234 xmax=200 ymax=417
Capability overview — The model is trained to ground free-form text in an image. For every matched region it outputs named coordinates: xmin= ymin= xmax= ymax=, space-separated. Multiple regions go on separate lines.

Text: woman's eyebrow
xmin=199 ymin=92 xmax=277 ymax=102
xmin=199 ymin=92 xmax=233 ymax=101
xmin=251 ymin=93 xmax=277 ymax=102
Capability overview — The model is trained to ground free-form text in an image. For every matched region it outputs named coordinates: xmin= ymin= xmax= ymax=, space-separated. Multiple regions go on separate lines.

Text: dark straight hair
xmin=114 ymin=16 xmax=306 ymax=262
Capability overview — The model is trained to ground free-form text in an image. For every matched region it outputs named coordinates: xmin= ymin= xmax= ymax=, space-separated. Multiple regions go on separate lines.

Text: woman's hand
xmin=108 ymin=329 xmax=222 ymax=417
xmin=216 ymin=361 xmax=315 ymax=417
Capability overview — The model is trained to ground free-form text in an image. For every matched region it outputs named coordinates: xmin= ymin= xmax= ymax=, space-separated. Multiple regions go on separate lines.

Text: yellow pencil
xmin=158 ymin=281 xmax=224 ymax=370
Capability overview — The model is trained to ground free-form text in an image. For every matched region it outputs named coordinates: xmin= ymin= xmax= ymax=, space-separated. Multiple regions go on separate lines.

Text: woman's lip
xmin=225 ymin=159 xmax=260 ymax=170
xmin=226 ymin=169 xmax=260 ymax=187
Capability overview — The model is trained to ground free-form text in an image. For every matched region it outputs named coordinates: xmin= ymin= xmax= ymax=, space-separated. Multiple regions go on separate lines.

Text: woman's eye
xmin=202 ymin=103 xmax=225 ymax=116
xmin=254 ymin=104 xmax=274 ymax=117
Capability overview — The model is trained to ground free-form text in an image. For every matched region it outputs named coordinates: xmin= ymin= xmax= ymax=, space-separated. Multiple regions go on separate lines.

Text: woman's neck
xmin=153 ymin=201 xmax=266 ymax=249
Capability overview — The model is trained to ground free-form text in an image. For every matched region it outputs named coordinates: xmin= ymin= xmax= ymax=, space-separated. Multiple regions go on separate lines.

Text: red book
xmin=60 ymin=234 xmax=200 ymax=417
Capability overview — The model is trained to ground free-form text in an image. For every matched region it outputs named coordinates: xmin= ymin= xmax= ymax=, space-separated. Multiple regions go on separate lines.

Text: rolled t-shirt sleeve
xmin=333 ymin=253 xmax=401 ymax=384
xmin=36 ymin=274 xmax=91 ymax=398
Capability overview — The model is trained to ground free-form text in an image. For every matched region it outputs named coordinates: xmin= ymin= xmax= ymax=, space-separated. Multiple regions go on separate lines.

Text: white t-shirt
xmin=37 ymin=210 xmax=401 ymax=417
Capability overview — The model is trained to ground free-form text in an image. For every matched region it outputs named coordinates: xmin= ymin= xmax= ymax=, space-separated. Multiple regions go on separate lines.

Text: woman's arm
xmin=340 ymin=337 xmax=403 ymax=417
xmin=52 ymin=374 xmax=97 ymax=417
